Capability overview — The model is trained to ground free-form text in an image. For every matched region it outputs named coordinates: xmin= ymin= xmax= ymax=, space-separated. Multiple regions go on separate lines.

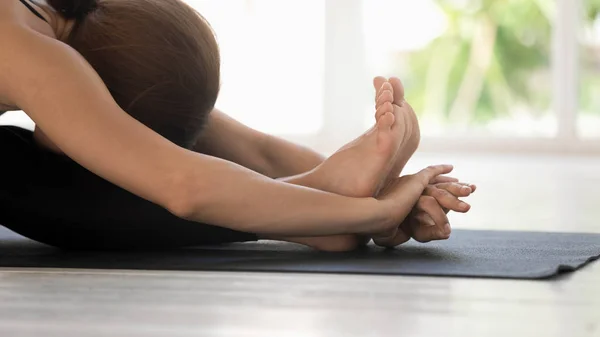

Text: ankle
xmin=278 ymin=166 xmax=330 ymax=192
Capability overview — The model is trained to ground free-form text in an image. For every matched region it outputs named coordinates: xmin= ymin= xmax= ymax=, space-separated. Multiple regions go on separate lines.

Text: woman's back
xmin=1 ymin=0 xmax=221 ymax=149
xmin=0 ymin=0 xmax=220 ymax=213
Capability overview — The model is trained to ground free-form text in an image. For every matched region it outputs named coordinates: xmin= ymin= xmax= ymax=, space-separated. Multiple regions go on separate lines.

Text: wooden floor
xmin=1 ymin=153 xmax=599 ymax=337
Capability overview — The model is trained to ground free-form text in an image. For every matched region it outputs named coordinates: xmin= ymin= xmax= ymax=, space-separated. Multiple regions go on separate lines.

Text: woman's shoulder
xmin=0 ymin=1 xmax=54 ymax=38
xmin=0 ymin=9 xmax=27 ymax=56
xmin=0 ymin=1 xmax=18 ymax=24
xmin=0 ymin=2 xmax=30 ymax=39
xmin=0 ymin=6 xmax=58 ymax=100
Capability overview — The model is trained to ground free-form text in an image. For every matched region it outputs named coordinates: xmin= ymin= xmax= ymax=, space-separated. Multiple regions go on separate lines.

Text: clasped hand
xmin=373 ymin=165 xmax=476 ymax=248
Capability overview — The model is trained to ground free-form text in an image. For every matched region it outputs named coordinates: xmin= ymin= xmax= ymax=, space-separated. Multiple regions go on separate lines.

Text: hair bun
xmin=47 ymin=0 xmax=98 ymax=19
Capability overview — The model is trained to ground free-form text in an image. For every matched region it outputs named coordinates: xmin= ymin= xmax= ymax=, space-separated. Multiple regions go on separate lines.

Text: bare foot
xmin=373 ymin=76 xmax=421 ymax=185
xmin=273 ymin=80 xmax=415 ymax=252
xmin=306 ymin=81 xmax=402 ymax=198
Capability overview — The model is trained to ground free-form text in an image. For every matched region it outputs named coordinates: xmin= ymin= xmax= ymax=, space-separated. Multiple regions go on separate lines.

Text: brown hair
xmin=48 ymin=0 xmax=220 ymax=148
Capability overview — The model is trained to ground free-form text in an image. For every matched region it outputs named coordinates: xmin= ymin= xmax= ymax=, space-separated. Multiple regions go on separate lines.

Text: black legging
xmin=0 ymin=126 xmax=257 ymax=250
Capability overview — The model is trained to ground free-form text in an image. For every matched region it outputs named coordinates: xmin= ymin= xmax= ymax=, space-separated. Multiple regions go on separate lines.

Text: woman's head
xmin=48 ymin=0 xmax=220 ymax=148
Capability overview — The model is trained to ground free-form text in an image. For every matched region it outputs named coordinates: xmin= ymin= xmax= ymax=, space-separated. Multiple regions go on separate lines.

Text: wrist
xmin=351 ymin=197 xmax=392 ymax=236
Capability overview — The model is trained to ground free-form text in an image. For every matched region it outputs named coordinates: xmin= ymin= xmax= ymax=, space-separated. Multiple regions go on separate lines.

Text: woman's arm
xmin=1 ymin=23 xmax=397 ymax=237
xmin=195 ymin=109 xmax=325 ymax=178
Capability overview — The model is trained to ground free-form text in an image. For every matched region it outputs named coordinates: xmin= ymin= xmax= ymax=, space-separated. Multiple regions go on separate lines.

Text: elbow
xmin=162 ymin=171 xmax=203 ymax=221
xmin=165 ymin=193 xmax=197 ymax=221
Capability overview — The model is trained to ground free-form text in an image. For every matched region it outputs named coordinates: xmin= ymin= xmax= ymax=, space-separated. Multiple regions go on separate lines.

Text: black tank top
xmin=19 ymin=0 xmax=48 ymax=23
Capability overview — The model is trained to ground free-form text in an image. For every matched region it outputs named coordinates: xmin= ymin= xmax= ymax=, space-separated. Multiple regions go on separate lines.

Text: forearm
xmin=176 ymin=152 xmax=382 ymax=237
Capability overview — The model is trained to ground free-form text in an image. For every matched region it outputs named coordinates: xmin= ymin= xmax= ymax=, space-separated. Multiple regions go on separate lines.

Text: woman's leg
xmin=0 ymin=126 xmax=257 ymax=250
xmin=196 ymin=77 xmax=416 ymax=186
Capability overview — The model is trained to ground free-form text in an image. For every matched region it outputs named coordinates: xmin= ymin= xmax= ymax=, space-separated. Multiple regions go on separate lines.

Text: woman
xmin=0 ymin=0 xmax=474 ymax=251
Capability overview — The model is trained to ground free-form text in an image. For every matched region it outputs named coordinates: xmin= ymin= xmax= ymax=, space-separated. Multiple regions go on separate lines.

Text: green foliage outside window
xmin=394 ymin=0 xmax=599 ymax=125
xmin=582 ymin=0 xmax=600 ymax=116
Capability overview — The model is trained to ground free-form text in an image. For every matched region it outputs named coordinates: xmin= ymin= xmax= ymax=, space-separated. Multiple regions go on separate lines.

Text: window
xmin=361 ymin=0 xmax=555 ymax=138
xmin=579 ymin=0 xmax=600 ymax=139
xmin=188 ymin=0 xmax=600 ymax=154
xmin=185 ymin=0 xmax=325 ymax=136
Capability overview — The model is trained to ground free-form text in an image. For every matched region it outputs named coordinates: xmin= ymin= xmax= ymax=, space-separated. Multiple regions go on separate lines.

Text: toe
xmin=376 ymin=89 xmax=394 ymax=109
xmin=388 ymin=77 xmax=406 ymax=106
xmin=373 ymin=76 xmax=387 ymax=93
xmin=375 ymin=102 xmax=394 ymax=122
xmin=375 ymin=82 xmax=393 ymax=105
xmin=380 ymin=81 xmax=393 ymax=92
xmin=374 ymin=78 xmax=393 ymax=104
xmin=377 ymin=110 xmax=395 ymax=130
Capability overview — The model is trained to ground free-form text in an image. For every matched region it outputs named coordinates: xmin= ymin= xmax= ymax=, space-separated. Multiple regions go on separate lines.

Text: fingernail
xmin=461 ymin=186 xmax=471 ymax=194
xmin=460 ymin=202 xmax=470 ymax=210
xmin=444 ymin=223 xmax=451 ymax=234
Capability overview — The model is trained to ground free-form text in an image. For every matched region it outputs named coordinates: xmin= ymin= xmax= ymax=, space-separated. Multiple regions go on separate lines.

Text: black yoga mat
xmin=1 ymin=226 xmax=599 ymax=280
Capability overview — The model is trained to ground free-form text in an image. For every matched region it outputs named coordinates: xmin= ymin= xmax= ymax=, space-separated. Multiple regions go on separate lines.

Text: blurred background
xmin=183 ymin=0 xmax=600 ymax=154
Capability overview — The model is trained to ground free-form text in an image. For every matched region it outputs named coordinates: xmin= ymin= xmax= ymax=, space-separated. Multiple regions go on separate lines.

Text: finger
xmin=431 ymin=176 xmax=460 ymax=184
xmin=434 ymin=182 xmax=472 ymax=197
xmin=425 ymin=186 xmax=471 ymax=213
xmin=415 ymin=165 xmax=454 ymax=186
xmin=448 ymin=181 xmax=477 ymax=194
xmin=378 ymin=230 xmax=412 ymax=248
xmin=415 ymin=196 xmax=449 ymax=227
xmin=373 ymin=227 xmax=400 ymax=248
xmin=414 ymin=211 xmax=436 ymax=227
xmin=453 ymin=181 xmax=477 ymax=192
xmin=430 ymin=176 xmax=476 ymax=193
xmin=449 ymin=181 xmax=477 ymax=193
xmin=374 ymin=222 xmax=412 ymax=248
xmin=411 ymin=219 xmax=451 ymax=243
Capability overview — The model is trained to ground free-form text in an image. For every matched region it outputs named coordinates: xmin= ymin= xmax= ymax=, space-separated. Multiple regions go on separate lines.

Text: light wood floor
xmin=1 ymin=153 xmax=599 ymax=337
